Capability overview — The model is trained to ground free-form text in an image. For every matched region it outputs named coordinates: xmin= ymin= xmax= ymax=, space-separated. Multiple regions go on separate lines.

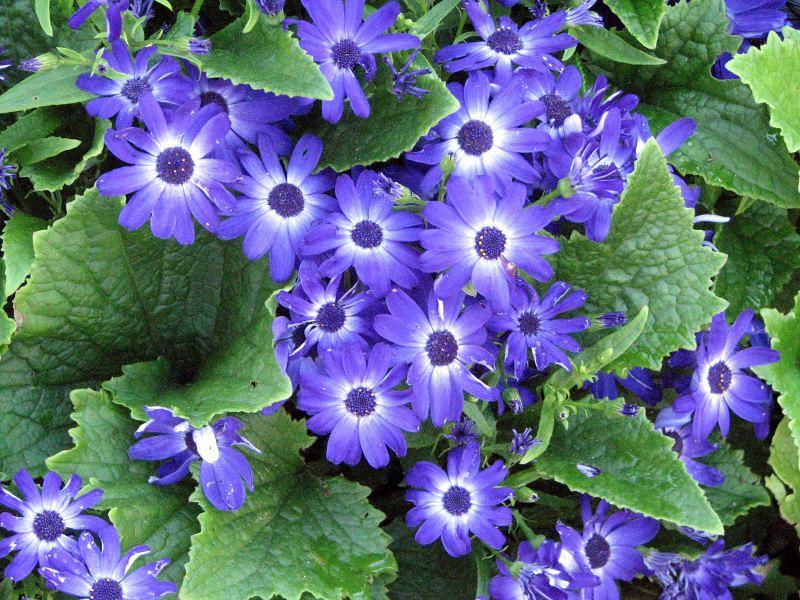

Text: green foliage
xmin=768 ymin=418 xmax=800 ymax=533
xmin=0 ymin=66 xmax=92 ymax=114
xmin=1 ymin=213 xmax=47 ymax=298
xmin=604 ymin=0 xmax=665 ymax=49
xmin=0 ymin=108 xmax=61 ymax=152
xmin=12 ymin=136 xmax=80 ymax=166
xmin=410 ymin=0 xmax=460 ymax=39
xmin=555 ymin=140 xmax=727 ymax=371
xmin=572 ymin=26 xmax=665 ymax=65
xmin=181 ymin=412 xmax=397 ymax=600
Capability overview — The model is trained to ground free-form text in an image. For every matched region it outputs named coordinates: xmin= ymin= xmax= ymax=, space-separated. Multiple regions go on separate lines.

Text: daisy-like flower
xmin=293 ymin=0 xmax=420 ymax=123
xmin=68 ymin=0 xmax=131 ymax=41
xmin=40 ymin=527 xmax=176 ymax=599
xmin=420 ymin=175 xmax=558 ymax=310
xmin=407 ymin=71 xmax=549 ymax=189
xmin=76 ymin=41 xmax=192 ymax=128
xmin=97 ymin=95 xmax=239 ymax=245
xmin=297 ymin=343 xmax=419 ymax=468
xmin=434 ymin=1 xmax=576 ymax=81
xmin=519 ymin=65 xmax=584 ymax=135
xmin=557 ymin=496 xmax=659 ymax=600
xmin=302 ymin=170 xmax=422 ymax=297
xmin=276 ymin=261 xmax=374 ymax=354
xmin=489 ymin=281 xmax=590 ymax=377
xmin=405 ymin=441 xmax=512 ymax=557
xmin=672 ymin=310 xmax=779 ymax=442
xmin=373 ymin=288 xmax=498 ymax=426
xmin=655 ymin=408 xmax=724 ymax=488
xmin=0 ymin=470 xmax=106 ymax=582
xmin=216 ymin=134 xmax=334 ymax=280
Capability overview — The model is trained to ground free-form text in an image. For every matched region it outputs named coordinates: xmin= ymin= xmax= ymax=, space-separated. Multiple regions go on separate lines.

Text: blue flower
xmin=302 ymin=170 xmax=422 ymax=297
xmin=519 ymin=65 xmax=583 ymax=133
xmin=405 ymin=441 xmax=512 ymax=557
xmin=77 ymin=41 xmax=192 ymax=128
xmin=97 ymin=95 xmax=239 ymax=245
xmin=566 ymin=0 xmax=603 ymax=28
xmin=510 ymin=427 xmax=538 ymax=455
xmin=672 ymin=310 xmax=779 ymax=441
xmin=68 ymin=0 xmax=131 ymax=40
xmin=725 ymin=0 xmax=787 ymax=38
xmin=490 ymin=281 xmax=590 ymax=376
xmin=557 ymin=496 xmax=659 ymax=599
xmin=293 ymin=0 xmax=420 ymax=123
xmin=257 ymin=0 xmax=284 ymax=15
xmin=0 ymin=147 xmax=17 ymax=196
xmin=271 ymin=315 xmax=315 ymax=391
xmin=129 ymin=407 xmax=260 ymax=511
xmin=217 ymin=134 xmax=334 ymax=279
xmin=385 ymin=49 xmax=431 ymax=100
xmin=444 ymin=416 xmax=479 ymax=447
xmin=374 ymin=287 xmax=498 ymax=426
xmin=434 ymin=1 xmax=576 ymax=82
xmin=420 ymin=176 xmax=558 ymax=310
xmin=298 ymin=343 xmax=419 ymax=468
xmin=40 ymin=526 xmax=176 ymax=599
xmin=0 ymin=470 xmax=106 ymax=582
xmin=407 ymin=71 xmax=550 ymax=189
xmin=656 ymin=407 xmax=724 ymax=487
xmin=585 ymin=367 xmax=663 ymax=406
xmin=0 ymin=47 xmax=12 ymax=83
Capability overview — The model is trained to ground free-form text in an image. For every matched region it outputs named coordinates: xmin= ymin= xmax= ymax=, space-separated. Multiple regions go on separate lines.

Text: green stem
xmin=190 ymin=0 xmax=204 ymax=18
xmin=505 ymin=466 xmax=539 ymax=489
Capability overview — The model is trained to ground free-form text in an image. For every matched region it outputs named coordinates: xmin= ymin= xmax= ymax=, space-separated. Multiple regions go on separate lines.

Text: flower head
xmin=385 ymin=49 xmax=431 ymax=100
xmin=656 ymin=408 xmax=724 ymax=487
xmin=0 ymin=470 xmax=106 ymax=582
xmin=0 ymin=47 xmax=12 ymax=83
xmin=510 ymin=427 xmax=538 ymax=455
xmin=405 ymin=441 xmax=512 ymax=557
xmin=0 ymin=147 xmax=17 ymax=194
xmin=520 ymin=66 xmax=583 ymax=135
xmin=68 ymin=0 xmax=131 ymax=41
xmin=444 ymin=416 xmax=479 ymax=447
xmin=725 ymin=0 xmax=787 ymax=38
xmin=565 ymin=0 xmax=603 ymax=28
xmin=585 ymin=367 xmax=662 ymax=406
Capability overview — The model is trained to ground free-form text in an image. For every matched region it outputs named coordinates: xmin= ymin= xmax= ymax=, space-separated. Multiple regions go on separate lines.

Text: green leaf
xmin=714 ymin=202 xmax=800 ymax=316
xmin=312 ymin=53 xmax=458 ymax=171
xmin=410 ymin=0 xmax=460 ymax=39
xmin=555 ymin=140 xmax=727 ymax=371
xmin=11 ymin=136 xmax=80 ymax=166
xmin=729 ymin=29 xmax=800 ymax=153
xmin=599 ymin=0 xmax=800 ymax=208
xmin=1 ymin=213 xmax=47 ymax=298
xmin=202 ymin=15 xmax=333 ymax=100
xmin=181 ymin=412 xmax=396 ymax=600
xmin=46 ymin=388 xmax=199 ymax=585
xmin=572 ymin=26 xmax=665 ymax=65
xmin=0 ymin=107 xmax=61 ymax=152
xmin=0 ymin=314 xmax=13 ymax=358
xmin=0 ymin=188 xmax=286 ymax=476
xmin=604 ymin=0 xmax=665 ymax=49
xmin=769 ymin=418 xmax=800 ymax=531
xmin=0 ymin=66 xmax=92 ymax=114
xmin=536 ymin=408 xmax=724 ymax=534
xmin=698 ymin=440 xmax=770 ymax=526
xmin=34 ymin=0 xmax=53 ymax=36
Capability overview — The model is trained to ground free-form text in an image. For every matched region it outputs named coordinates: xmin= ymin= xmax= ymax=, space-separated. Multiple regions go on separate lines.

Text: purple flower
xmin=302 ymin=170 xmax=422 ymax=297
xmin=725 ymin=0 xmax=787 ymax=38
xmin=0 ymin=47 xmax=12 ymax=82
xmin=434 ymin=1 xmax=576 ymax=81
xmin=97 ymin=95 xmax=239 ymax=245
xmin=385 ymin=49 xmax=431 ymax=100
xmin=656 ymin=408 xmax=724 ymax=487
xmin=293 ymin=0 xmax=420 ymax=123
xmin=510 ymin=427 xmax=538 ymax=455
xmin=271 ymin=315 xmax=314 ymax=391
xmin=520 ymin=65 xmax=583 ymax=133
xmin=420 ymin=176 xmax=558 ymax=310
xmin=77 ymin=41 xmax=192 ymax=128
xmin=0 ymin=147 xmax=16 ymax=194
xmin=489 ymin=281 xmax=590 ymax=376
xmin=298 ymin=343 xmax=419 ymax=468
xmin=217 ymin=134 xmax=334 ymax=279
xmin=558 ymin=496 xmax=659 ymax=599
xmin=566 ymin=0 xmax=603 ymax=28
xmin=672 ymin=310 xmax=779 ymax=442
xmin=444 ymin=416 xmax=479 ymax=447
xmin=405 ymin=441 xmax=512 ymax=557
xmin=0 ymin=470 xmax=106 ymax=582
xmin=257 ymin=0 xmax=284 ymax=15
xmin=40 ymin=527 xmax=176 ymax=599
xmin=585 ymin=367 xmax=663 ymax=406
xmin=407 ymin=71 xmax=550 ymax=189
xmin=374 ymin=288 xmax=498 ymax=426
xmin=68 ymin=0 xmax=131 ymax=40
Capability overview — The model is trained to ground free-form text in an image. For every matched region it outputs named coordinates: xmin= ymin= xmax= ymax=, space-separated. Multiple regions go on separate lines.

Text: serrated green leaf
xmin=0 ymin=66 xmax=92 ymax=114
xmin=604 ymin=0 xmax=665 ymax=49
xmin=202 ymin=15 xmax=333 ymax=100
xmin=729 ymin=29 xmax=800 ymax=153
xmin=181 ymin=412 xmax=397 ymax=600
xmin=769 ymin=418 xmax=800 ymax=533
xmin=1 ymin=213 xmax=47 ymax=298
xmin=555 ymin=140 xmax=727 ymax=371
xmin=46 ymin=388 xmax=199 ymax=585
xmin=11 ymin=136 xmax=80 ymax=166
xmin=410 ymin=0 xmax=460 ymax=39
xmin=572 ymin=26 xmax=665 ymax=65
xmin=714 ymin=202 xmax=800 ymax=316
xmin=312 ymin=53 xmax=458 ymax=172
xmin=0 ymin=188 xmax=286 ymax=476
xmin=0 ymin=314 xmax=13 ymax=358
xmin=0 ymin=107 xmax=61 ymax=152
xmin=536 ymin=409 xmax=724 ymax=534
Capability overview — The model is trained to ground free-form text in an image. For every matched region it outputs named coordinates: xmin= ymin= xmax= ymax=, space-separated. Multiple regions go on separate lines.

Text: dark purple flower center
xmin=518 ymin=311 xmax=541 ymax=336
xmin=32 ymin=510 xmax=64 ymax=542
xmin=442 ymin=485 xmax=471 ymax=515
xmin=457 ymin=120 xmax=494 ymax=156
xmin=475 ymin=226 xmax=507 ymax=260
xmin=707 ymin=361 xmax=732 ymax=394
xmin=487 ymin=27 xmax=522 ymax=55
xmin=331 ymin=39 xmax=362 ymax=70
xmin=426 ymin=330 xmax=459 ymax=366
xmin=89 ymin=578 xmax=123 ymax=600
xmin=199 ymin=90 xmax=229 ymax=113
xmin=345 ymin=386 xmax=377 ymax=417
xmin=316 ymin=302 xmax=346 ymax=332
xmin=121 ymin=77 xmax=152 ymax=103
xmin=268 ymin=183 xmax=305 ymax=218
xmin=585 ymin=533 xmax=611 ymax=569
xmin=351 ymin=220 xmax=383 ymax=248
xmin=540 ymin=93 xmax=573 ymax=127
xmin=156 ymin=147 xmax=194 ymax=185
